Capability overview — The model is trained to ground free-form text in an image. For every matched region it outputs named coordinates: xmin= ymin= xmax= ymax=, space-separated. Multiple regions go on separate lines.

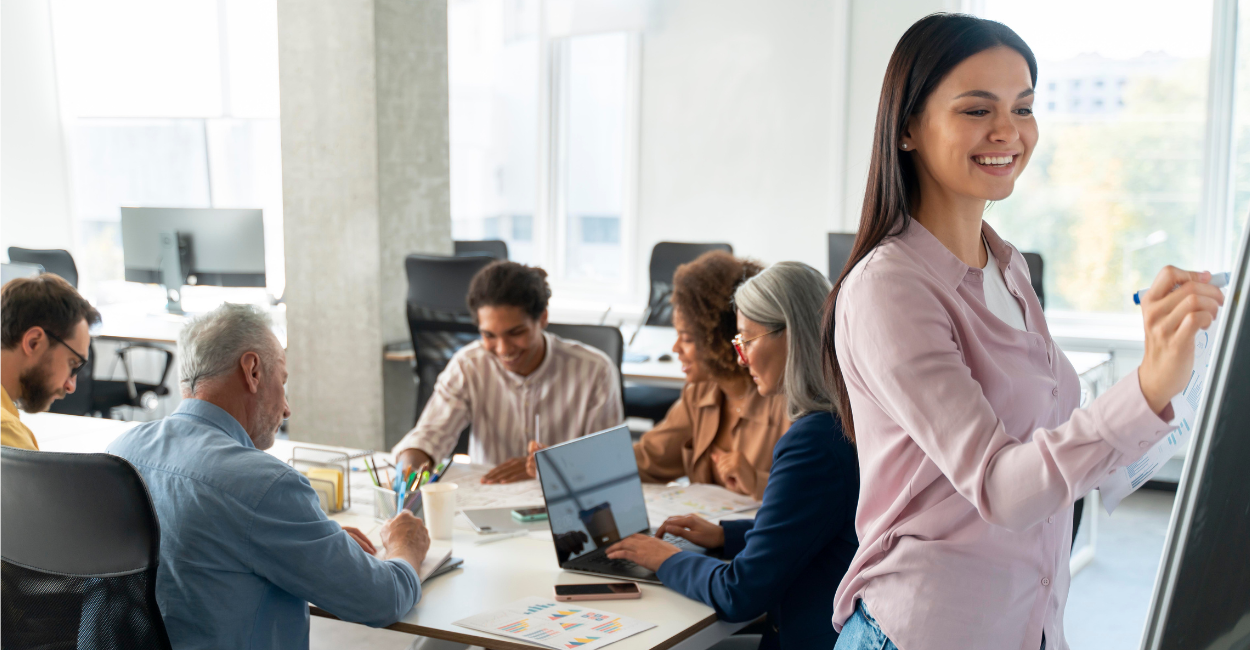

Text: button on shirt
xmin=107 ymin=399 xmax=420 ymax=650
xmin=393 ymin=332 xmax=623 ymax=465
xmin=832 ymin=220 xmax=1174 ymax=650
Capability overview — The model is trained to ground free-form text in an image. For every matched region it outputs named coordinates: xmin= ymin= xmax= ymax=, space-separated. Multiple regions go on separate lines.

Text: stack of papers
xmin=455 ymin=597 xmax=654 ymax=649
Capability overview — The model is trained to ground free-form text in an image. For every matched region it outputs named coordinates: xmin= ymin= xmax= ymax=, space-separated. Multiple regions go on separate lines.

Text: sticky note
xmin=304 ymin=467 xmax=344 ymax=510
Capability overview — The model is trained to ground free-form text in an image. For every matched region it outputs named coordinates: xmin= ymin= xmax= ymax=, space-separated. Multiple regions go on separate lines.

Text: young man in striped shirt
xmin=392 ymin=261 xmax=623 ymax=483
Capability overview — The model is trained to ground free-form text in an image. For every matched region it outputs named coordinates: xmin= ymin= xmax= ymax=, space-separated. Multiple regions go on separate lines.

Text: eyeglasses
xmin=44 ymin=329 xmax=88 ymax=377
xmin=732 ymin=327 xmax=783 ymax=366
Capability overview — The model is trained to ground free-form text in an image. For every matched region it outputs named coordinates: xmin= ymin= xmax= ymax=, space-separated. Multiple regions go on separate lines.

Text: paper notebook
xmin=416 ymin=544 xmax=453 ymax=583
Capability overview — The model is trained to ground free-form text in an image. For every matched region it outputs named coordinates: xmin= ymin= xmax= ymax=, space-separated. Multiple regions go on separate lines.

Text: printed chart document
xmin=455 ymin=596 xmax=655 ymax=649
xmin=642 ymin=483 xmax=759 ymax=528
xmin=1100 ymin=328 xmax=1217 ymax=514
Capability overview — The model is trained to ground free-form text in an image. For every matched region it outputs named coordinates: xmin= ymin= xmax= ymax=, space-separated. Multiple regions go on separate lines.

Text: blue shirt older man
xmin=108 ymin=304 xmax=430 ymax=650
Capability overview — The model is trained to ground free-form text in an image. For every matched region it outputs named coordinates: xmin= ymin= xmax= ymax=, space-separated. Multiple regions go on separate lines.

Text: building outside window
xmin=448 ymin=0 xmax=641 ymax=300
xmin=980 ymin=0 xmax=1242 ymax=318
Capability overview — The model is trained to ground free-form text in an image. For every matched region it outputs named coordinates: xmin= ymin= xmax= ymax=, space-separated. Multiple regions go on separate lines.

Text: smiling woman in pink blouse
xmin=824 ymin=14 xmax=1224 ymax=650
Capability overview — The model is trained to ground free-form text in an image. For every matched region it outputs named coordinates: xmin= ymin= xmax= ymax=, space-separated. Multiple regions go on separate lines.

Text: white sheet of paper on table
xmin=454 ymin=596 xmax=655 ymax=650
xmin=642 ymin=483 xmax=760 ymax=528
xmin=1099 ymin=327 xmax=1216 ymax=514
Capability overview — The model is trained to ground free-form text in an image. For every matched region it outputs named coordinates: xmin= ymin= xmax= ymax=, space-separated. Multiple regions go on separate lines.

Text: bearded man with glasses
xmin=1 ymin=273 xmax=100 ymax=449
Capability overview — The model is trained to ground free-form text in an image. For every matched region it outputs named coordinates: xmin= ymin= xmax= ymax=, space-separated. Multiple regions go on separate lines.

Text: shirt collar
xmin=897 ymin=217 xmax=1014 ymax=290
xmin=694 ymin=381 xmax=769 ymax=421
xmin=171 ymin=398 xmax=255 ymax=450
xmin=1 ymin=385 xmax=19 ymax=418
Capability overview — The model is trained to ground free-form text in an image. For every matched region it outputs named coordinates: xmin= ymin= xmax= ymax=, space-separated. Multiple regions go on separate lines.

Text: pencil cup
xmin=372 ymin=485 xmax=421 ymax=521
xmin=419 ymin=482 xmax=458 ymax=541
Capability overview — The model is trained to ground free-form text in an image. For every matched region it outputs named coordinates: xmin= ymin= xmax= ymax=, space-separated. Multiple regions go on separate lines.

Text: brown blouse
xmin=633 ymin=381 xmax=789 ymax=501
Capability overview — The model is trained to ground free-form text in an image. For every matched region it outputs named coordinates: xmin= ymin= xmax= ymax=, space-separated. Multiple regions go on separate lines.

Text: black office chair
xmin=622 ymin=242 xmax=732 ymax=424
xmin=7 ymin=247 xmax=174 ymax=418
xmin=545 ymin=323 xmax=625 ymax=417
xmin=642 ymin=242 xmax=734 ymax=328
xmin=405 ymin=254 xmax=495 ymax=426
xmin=1 ymin=447 xmax=172 ymax=649
xmin=1022 ymin=252 xmax=1045 ymax=309
xmin=454 ymin=240 xmax=509 ymax=260
xmin=7 ymin=247 xmax=78 ymax=288
xmin=828 ymin=232 xmax=856 ymax=281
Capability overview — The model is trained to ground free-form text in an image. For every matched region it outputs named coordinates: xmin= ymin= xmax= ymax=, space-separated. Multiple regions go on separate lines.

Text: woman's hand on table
xmin=655 ymin=514 xmax=725 ymax=549
xmin=606 ymin=534 xmax=681 ymax=572
xmin=1138 ymin=267 xmax=1225 ymax=414
xmin=525 ymin=441 xmax=545 ymax=479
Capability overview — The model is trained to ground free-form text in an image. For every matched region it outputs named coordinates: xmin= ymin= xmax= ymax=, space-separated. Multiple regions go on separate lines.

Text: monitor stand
xmin=159 ymin=230 xmax=189 ymax=314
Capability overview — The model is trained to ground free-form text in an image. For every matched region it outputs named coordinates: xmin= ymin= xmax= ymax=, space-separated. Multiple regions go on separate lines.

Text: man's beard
xmin=15 ymin=362 xmax=60 ymax=413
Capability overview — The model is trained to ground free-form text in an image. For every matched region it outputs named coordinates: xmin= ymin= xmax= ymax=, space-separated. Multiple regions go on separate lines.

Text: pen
xmin=473 ymin=530 xmax=529 ymax=546
xmin=535 ymin=413 xmax=541 ymax=447
xmin=1134 ymin=271 xmax=1229 ymax=305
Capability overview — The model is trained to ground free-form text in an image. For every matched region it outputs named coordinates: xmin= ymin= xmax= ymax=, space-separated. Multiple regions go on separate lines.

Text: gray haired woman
xmin=607 ymin=261 xmax=860 ymax=650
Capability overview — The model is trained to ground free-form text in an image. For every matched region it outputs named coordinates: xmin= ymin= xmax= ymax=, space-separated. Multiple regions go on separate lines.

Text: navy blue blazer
xmin=656 ymin=410 xmax=859 ymax=650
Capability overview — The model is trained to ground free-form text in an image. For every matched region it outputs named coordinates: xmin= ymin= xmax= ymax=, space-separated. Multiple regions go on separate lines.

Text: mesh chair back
xmin=8 ymin=247 xmax=79 ymax=289
xmin=1022 ymin=252 xmax=1045 ymax=309
xmin=404 ymin=254 xmax=496 ymax=420
xmin=828 ymin=233 xmax=856 ymax=281
xmin=645 ymin=242 xmax=733 ymax=327
xmin=454 ymin=240 xmax=509 ymax=260
xmin=2 ymin=448 xmax=171 ymax=650
xmin=545 ymin=323 xmax=625 ymax=415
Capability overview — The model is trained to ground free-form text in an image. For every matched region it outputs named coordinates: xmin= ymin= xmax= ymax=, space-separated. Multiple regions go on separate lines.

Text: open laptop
xmin=534 ymin=425 xmax=706 ymax=584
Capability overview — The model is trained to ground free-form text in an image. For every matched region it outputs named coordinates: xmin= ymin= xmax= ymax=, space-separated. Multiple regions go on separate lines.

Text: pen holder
xmin=372 ymin=484 xmax=422 ymax=521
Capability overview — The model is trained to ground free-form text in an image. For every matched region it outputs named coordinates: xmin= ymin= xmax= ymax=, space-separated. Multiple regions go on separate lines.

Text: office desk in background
xmin=24 ymin=412 xmax=748 ymax=650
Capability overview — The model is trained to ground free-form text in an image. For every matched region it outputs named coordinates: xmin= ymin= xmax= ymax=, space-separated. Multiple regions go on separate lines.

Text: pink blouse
xmin=832 ymin=220 xmax=1174 ymax=650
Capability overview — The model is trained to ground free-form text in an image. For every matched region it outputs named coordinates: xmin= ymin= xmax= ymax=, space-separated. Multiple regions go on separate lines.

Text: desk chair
xmin=454 ymin=240 xmax=509 ymax=260
xmin=405 ymin=254 xmax=495 ymax=424
xmin=624 ymin=243 xmax=732 ymax=424
xmin=2 ymin=262 xmax=45 ymax=285
xmin=1022 ymin=252 xmax=1045 ymax=309
xmin=8 ymin=247 xmax=78 ymax=288
xmin=7 ymin=247 xmax=174 ymax=418
xmin=1 ymin=447 xmax=171 ymax=649
xmin=545 ymin=323 xmax=625 ymax=416
xmin=828 ymin=232 xmax=856 ymax=281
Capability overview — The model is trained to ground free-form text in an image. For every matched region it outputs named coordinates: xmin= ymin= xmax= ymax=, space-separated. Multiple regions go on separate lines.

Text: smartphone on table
xmin=511 ymin=506 xmax=547 ymax=522
xmin=554 ymin=582 xmax=641 ymax=602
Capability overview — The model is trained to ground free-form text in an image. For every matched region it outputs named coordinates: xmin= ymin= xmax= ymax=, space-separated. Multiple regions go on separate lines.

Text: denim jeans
xmin=833 ymin=602 xmax=1046 ymax=650
xmin=834 ymin=602 xmax=899 ymax=650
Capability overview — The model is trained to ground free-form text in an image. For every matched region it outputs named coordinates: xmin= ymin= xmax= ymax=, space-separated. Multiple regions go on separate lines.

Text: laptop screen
xmin=534 ymin=425 xmax=650 ymax=565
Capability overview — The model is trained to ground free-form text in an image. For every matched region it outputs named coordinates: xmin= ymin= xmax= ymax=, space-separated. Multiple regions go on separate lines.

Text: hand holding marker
xmin=1134 ymin=272 xmax=1229 ymax=305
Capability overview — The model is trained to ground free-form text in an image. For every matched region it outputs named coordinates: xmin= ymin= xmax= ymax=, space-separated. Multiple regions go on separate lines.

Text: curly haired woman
xmin=632 ymin=251 xmax=789 ymax=500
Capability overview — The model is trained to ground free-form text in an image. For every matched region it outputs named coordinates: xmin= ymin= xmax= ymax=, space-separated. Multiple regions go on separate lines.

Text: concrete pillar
xmin=277 ymin=0 xmax=451 ymax=450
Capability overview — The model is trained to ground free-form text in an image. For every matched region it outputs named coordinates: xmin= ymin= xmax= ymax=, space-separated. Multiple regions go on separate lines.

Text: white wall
xmin=632 ymin=0 xmax=946 ymax=301
xmin=1 ymin=0 xmax=74 ymax=255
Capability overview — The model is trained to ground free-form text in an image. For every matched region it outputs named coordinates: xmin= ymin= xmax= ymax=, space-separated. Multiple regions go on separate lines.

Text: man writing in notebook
xmin=1 ymin=273 xmax=100 ymax=450
xmin=393 ymin=261 xmax=623 ymax=483
xmin=108 ymin=304 xmax=430 ymax=650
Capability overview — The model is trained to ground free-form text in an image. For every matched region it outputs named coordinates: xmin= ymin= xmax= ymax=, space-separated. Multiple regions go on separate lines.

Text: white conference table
xmin=23 ymin=412 xmax=748 ymax=650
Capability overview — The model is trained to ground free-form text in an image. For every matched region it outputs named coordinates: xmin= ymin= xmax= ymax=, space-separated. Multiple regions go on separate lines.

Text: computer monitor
xmin=120 ymin=207 xmax=266 ymax=312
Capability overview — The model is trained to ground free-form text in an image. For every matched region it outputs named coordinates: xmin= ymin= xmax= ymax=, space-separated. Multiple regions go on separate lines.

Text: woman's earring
xmin=901 ymin=143 xmax=908 ymax=149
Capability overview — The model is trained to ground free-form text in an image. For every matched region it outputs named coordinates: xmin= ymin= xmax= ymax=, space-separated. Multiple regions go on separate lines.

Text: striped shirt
xmin=391 ymin=332 xmax=624 ymax=465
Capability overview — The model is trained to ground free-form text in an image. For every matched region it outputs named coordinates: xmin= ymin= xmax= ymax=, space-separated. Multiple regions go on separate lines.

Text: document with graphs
xmin=455 ymin=596 xmax=655 ymax=650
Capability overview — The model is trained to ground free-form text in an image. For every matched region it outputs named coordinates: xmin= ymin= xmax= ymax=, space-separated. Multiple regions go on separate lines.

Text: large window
xmin=980 ymin=0 xmax=1228 ymax=316
xmin=448 ymin=0 xmax=640 ymax=299
xmin=51 ymin=0 xmax=284 ymax=299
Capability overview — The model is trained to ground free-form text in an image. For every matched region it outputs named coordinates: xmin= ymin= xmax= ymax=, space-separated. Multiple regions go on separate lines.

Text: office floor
xmin=308 ymin=489 xmax=1176 ymax=650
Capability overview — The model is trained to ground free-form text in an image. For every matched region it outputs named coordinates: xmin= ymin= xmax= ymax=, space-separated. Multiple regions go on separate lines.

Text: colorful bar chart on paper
xmin=499 ymin=620 xmax=529 ymax=634
xmin=455 ymin=596 xmax=656 ymax=650
xmin=591 ymin=619 xmax=623 ymax=633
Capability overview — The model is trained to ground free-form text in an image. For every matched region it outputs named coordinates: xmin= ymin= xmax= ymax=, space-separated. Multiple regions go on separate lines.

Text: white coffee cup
xmin=420 ymin=482 xmax=458 ymax=541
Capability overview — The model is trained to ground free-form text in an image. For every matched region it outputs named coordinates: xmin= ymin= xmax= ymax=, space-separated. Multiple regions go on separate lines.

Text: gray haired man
xmin=108 ymin=303 xmax=430 ymax=650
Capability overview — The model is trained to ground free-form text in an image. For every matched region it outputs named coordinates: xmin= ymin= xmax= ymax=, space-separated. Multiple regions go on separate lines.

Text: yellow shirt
xmin=1 ymin=385 xmax=39 ymax=450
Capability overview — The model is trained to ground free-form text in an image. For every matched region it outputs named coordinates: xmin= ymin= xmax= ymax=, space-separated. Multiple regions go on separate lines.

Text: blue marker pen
xmin=1133 ymin=272 xmax=1230 ymax=305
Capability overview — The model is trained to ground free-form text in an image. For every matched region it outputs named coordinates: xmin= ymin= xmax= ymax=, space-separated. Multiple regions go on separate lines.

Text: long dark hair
xmin=821 ymin=14 xmax=1037 ymax=443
